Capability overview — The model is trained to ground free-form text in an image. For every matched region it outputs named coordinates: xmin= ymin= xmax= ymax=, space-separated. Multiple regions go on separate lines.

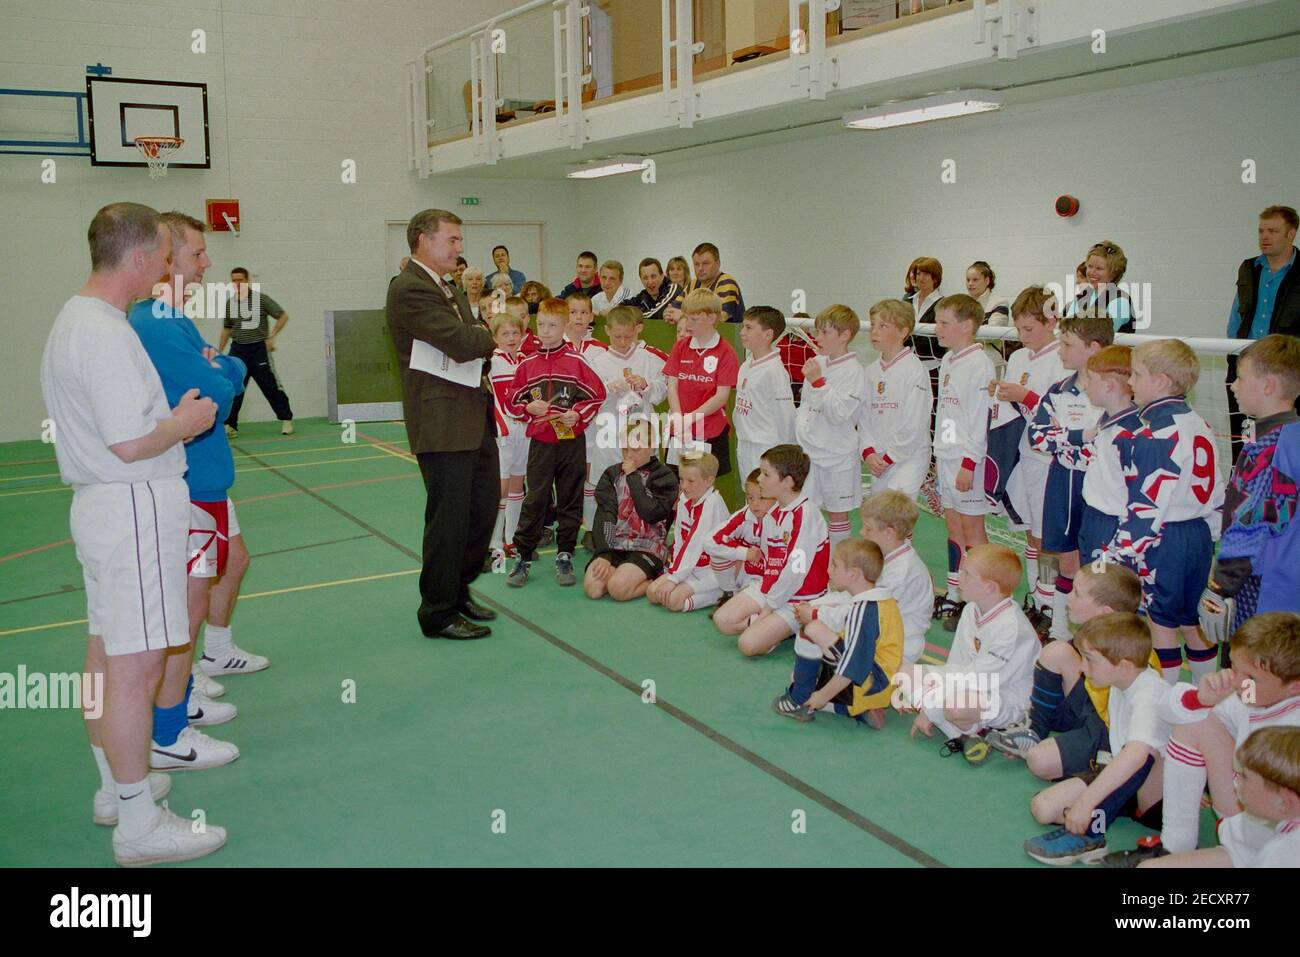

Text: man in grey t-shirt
xmin=219 ymin=265 xmax=295 ymax=435
xmin=40 ymin=201 xmax=225 ymax=866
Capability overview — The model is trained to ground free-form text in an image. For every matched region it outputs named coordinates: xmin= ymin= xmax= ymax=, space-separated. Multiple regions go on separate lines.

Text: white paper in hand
xmin=409 ymin=338 xmax=482 ymax=388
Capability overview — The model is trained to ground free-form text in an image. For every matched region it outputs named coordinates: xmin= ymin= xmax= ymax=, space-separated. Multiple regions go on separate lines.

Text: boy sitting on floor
xmin=773 ymin=539 xmax=904 ymax=728
xmin=584 ymin=419 xmax=679 ymax=602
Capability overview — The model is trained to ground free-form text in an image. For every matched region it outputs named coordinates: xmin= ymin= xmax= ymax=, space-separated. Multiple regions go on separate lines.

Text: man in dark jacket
xmin=386 ymin=209 xmax=499 ymax=640
xmin=1227 ymin=204 xmax=1299 ymax=460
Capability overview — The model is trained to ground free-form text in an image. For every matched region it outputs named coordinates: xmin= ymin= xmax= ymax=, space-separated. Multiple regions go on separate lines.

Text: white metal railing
xmin=789 ymin=0 xmax=841 ymax=99
xmin=661 ymin=0 xmax=703 ymax=127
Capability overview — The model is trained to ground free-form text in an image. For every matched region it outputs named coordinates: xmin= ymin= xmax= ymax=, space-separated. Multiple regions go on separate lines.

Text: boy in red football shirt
xmin=664 ymin=288 xmax=740 ymax=477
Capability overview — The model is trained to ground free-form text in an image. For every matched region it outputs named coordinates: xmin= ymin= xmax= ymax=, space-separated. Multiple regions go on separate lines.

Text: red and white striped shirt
xmin=665 ymin=488 xmax=730 ymax=581
xmin=489 ymin=348 xmax=526 ymax=436
xmin=757 ymin=494 xmax=829 ymax=608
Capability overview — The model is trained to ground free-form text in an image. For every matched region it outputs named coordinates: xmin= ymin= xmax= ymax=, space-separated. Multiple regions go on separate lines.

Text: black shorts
xmin=589 ymin=550 xmax=663 ymax=580
xmin=708 ymin=423 xmax=733 ymax=477
xmin=1054 ymin=680 xmax=1110 ymax=778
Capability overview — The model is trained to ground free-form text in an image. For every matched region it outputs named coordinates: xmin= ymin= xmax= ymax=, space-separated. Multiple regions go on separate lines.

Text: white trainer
xmin=188 ymin=689 xmax=236 ymax=727
xmin=281 ymin=420 xmax=294 ymax=435
xmin=199 ymin=645 xmax=269 ymax=677
xmin=93 ymin=773 xmax=171 ymax=827
xmin=150 ymin=727 xmax=240 ymax=771
xmin=192 ymin=665 xmax=226 ymax=699
xmin=114 ymin=807 xmax=227 ymax=867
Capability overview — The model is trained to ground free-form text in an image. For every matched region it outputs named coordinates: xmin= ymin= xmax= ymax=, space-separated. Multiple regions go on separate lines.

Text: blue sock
xmin=1028 ymin=664 xmax=1063 ymax=739
xmin=151 ymin=676 xmax=193 ymax=747
xmin=790 ymin=655 xmax=820 ymax=706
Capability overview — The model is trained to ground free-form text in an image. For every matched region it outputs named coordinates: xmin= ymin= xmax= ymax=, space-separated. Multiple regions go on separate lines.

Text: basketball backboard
xmin=87 ymin=76 xmax=210 ymax=169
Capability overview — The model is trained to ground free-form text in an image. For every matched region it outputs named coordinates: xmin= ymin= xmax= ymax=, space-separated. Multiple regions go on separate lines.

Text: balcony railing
xmin=406 ymin=0 xmax=967 ymax=171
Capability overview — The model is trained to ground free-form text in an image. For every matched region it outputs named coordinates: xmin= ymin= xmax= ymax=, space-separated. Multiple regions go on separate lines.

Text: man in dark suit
xmin=386 ymin=209 xmax=500 ymax=640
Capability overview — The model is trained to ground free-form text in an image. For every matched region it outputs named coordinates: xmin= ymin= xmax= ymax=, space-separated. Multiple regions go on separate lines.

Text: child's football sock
xmin=491 ymin=500 xmax=507 ymax=551
xmin=712 ymin=559 xmax=739 ymax=593
xmin=1049 ymin=576 xmax=1073 ymax=641
xmin=828 ymin=519 xmax=851 ymax=547
xmin=946 ymin=539 xmax=962 ymax=601
xmin=790 ymin=638 xmax=822 ymax=705
xmin=1028 ymin=663 xmax=1064 ymax=739
xmin=1161 ymin=738 xmax=1207 ymax=854
xmin=1155 ymin=646 xmax=1185 ymax=685
xmin=504 ymin=491 xmax=524 ymax=545
xmin=1024 ymin=544 xmax=1039 ymax=595
xmin=1185 ymin=643 xmax=1219 ymax=683
xmin=582 ymin=484 xmax=597 ymax=531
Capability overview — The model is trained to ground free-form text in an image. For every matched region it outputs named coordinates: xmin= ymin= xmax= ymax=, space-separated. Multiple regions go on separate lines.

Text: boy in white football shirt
xmin=860 ymin=299 xmax=932 ymax=499
xmin=987 ymin=287 xmax=1065 ymax=622
xmin=488 ymin=310 xmax=529 ymax=568
xmin=931 ymin=294 xmax=995 ymax=627
xmin=1023 ymin=613 xmax=1169 ymax=865
xmin=646 ymin=452 xmax=731 ymax=612
xmin=706 ymin=469 xmax=775 ymax=598
xmin=902 ymin=544 xmax=1038 ymax=764
xmin=796 ymin=304 xmax=866 ymax=547
xmin=1139 ymin=726 xmax=1300 ymax=869
xmin=1076 ymin=346 xmax=1142 ymax=568
xmin=859 ymin=490 xmax=934 ymax=666
xmin=1105 ymin=612 xmax=1300 ymax=865
xmin=713 ymin=445 xmax=831 ymax=656
xmin=734 ymin=306 xmax=796 ymax=480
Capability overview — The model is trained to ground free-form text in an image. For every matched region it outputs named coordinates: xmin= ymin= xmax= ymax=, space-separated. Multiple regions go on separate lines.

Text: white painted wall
xmin=0 ymin=0 xmax=578 ymax=443
xmin=579 ymin=57 xmax=1299 ymax=343
xmin=2 ymin=0 xmax=1294 ymax=446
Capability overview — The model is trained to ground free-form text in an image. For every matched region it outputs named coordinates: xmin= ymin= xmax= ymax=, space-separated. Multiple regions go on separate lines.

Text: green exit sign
xmin=461 ymin=197 xmax=480 ymax=206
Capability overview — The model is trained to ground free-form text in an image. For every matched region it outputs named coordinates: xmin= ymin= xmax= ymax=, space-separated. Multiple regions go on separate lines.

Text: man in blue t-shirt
xmin=129 ymin=212 xmax=272 ymax=774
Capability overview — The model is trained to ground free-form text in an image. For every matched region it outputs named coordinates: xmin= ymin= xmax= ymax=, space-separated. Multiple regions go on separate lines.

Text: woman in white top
xmin=966 ymin=261 xmax=1011 ymax=326
xmin=462 ymin=267 xmax=486 ymax=320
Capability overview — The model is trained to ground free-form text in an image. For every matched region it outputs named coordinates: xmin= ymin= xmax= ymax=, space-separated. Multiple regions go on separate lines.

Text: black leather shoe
xmin=427 ymin=617 xmax=491 ymax=640
xmin=457 ymin=598 xmax=497 ymax=622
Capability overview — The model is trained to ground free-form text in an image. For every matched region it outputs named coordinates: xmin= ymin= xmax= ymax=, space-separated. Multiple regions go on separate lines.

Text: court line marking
xmin=0 ymin=452 xmax=409 ymax=499
xmin=0 ymin=538 xmax=73 ymax=564
xmin=0 ymin=567 xmax=419 ymax=637
xmin=239 ymin=438 xmax=946 ymax=868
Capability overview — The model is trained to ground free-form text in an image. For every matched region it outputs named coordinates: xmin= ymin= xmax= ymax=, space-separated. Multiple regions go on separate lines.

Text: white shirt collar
xmin=410 ymin=258 xmax=447 ymax=287
xmin=689 ymin=332 xmax=721 ymax=350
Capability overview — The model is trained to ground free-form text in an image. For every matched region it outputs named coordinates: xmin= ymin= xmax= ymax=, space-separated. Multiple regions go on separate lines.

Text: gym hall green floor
xmin=0 ymin=419 xmax=1216 ymax=867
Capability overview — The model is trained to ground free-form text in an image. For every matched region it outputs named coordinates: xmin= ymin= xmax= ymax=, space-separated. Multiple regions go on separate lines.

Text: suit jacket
xmin=386 ymin=260 xmax=496 ymax=454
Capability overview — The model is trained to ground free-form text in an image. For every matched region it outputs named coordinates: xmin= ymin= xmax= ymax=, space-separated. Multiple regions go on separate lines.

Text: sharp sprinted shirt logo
xmin=50 ymin=887 xmax=151 ymax=937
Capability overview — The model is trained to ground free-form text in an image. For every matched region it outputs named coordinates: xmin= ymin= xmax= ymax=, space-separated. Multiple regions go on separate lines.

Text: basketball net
xmin=133 ymin=136 xmax=184 ymax=179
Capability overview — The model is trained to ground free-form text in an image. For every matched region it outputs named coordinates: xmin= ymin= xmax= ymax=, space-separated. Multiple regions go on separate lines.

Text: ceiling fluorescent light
xmin=842 ymin=90 xmax=1003 ymax=130
xmin=566 ymin=156 xmax=651 ymax=179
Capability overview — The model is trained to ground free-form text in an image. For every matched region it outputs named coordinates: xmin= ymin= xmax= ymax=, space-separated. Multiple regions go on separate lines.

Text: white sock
xmin=91 ymin=745 xmax=114 ymax=790
xmin=923 ymin=704 xmax=964 ymax=741
xmin=1034 ymin=581 xmax=1055 ymax=613
xmin=946 ymin=575 xmax=961 ymax=602
xmin=1186 ymin=648 xmax=1219 ymax=684
xmin=1049 ymin=584 xmax=1072 ymax=641
xmin=1162 ymin=739 xmax=1207 ymax=854
xmin=713 ymin=560 xmax=739 ymax=593
xmin=583 ymin=484 xmax=597 ymax=530
xmin=115 ymin=777 xmax=161 ymax=839
xmin=828 ymin=520 xmax=852 ymax=547
xmin=505 ymin=491 xmax=524 ymax=546
xmin=491 ymin=501 xmax=507 ymax=550
xmin=204 ymin=623 xmax=233 ymax=658
xmin=1024 ymin=545 xmax=1039 ymax=595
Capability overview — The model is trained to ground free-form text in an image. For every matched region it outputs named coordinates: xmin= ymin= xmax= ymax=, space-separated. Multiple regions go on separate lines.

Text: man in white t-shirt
xmin=40 ymin=202 xmax=227 ymax=867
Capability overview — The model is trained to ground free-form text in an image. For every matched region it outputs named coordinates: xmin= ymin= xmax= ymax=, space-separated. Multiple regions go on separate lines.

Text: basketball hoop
xmin=133 ymin=135 xmax=184 ymax=179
